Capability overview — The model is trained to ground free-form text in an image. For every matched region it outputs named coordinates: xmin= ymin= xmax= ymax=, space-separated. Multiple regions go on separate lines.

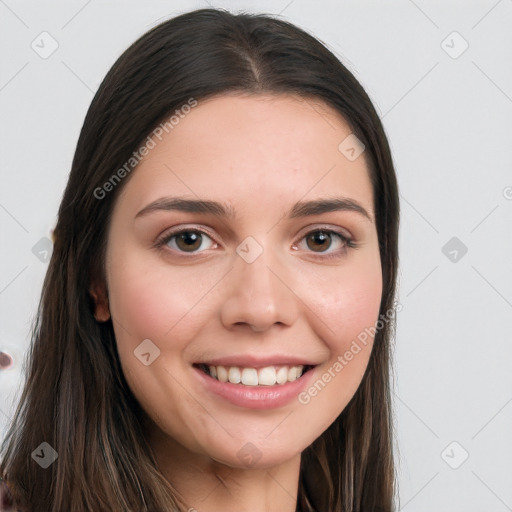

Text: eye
xmin=154 ymin=226 xmax=357 ymax=259
xmin=293 ymin=229 xmax=356 ymax=259
xmin=155 ymin=228 xmax=217 ymax=254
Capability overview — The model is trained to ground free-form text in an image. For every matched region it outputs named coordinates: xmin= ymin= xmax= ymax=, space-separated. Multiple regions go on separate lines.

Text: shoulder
xmin=0 ymin=478 xmax=17 ymax=512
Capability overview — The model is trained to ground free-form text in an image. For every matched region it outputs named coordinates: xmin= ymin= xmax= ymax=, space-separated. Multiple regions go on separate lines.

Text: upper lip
xmin=194 ymin=354 xmax=320 ymax=369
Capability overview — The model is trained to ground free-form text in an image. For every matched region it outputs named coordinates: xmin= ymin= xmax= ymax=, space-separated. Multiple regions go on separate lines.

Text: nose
xmin=220 ymin=247 xmax=299 ymax=333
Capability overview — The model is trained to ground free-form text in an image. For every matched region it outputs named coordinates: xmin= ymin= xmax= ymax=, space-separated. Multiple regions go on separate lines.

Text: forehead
xmin=116 ymin=93 xmax=374 ymax=220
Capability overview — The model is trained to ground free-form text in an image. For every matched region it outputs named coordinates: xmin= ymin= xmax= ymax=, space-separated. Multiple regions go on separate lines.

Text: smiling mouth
xmin=193 ymin=363 xmax=315 ymax=386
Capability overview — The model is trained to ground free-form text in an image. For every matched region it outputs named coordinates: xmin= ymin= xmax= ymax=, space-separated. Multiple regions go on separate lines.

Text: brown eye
xmin=293 ymin=229 xmax=354 ymax=259
xmin=305 ymin=231 xmax=334 ymax=252
xmin=158 ymin=229 xmax=216 ymax=254
xmin=175 ymin=231 xmax=203 ymax=252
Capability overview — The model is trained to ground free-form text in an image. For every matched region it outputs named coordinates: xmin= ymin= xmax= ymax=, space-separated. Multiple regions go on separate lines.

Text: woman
xmin=0 ymin=7 xmax=400 ymax=511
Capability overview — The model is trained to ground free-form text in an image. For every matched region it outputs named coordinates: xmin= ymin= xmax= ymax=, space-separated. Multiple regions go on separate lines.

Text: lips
xmin=192 ymin=361 xmax=318 ymax=409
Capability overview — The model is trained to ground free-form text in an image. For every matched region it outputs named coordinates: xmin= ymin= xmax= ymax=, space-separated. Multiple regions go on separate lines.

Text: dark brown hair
xmin=0 ymin=7 xmax=400 ymax=511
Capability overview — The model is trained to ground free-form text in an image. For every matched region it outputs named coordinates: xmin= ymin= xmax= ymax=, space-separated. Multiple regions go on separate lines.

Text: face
xmin=93 ymin=93 xmax=382 ymax=470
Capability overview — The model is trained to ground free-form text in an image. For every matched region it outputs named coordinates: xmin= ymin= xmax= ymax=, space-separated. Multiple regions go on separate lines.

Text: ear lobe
xmin=89 ymin=280 xmax=111 ymax=322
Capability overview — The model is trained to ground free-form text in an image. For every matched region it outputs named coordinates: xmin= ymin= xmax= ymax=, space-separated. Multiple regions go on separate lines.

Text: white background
xmin=1 ymin=1 xmax=511 ymax=510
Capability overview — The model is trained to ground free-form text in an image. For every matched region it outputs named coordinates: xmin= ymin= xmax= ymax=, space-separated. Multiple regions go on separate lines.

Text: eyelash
xmin=153 ymin=226 xmax=358 ymax=260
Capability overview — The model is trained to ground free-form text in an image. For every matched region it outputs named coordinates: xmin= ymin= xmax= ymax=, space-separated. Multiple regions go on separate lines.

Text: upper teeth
xmin=206 ymin=364 xmax=305 ymax=386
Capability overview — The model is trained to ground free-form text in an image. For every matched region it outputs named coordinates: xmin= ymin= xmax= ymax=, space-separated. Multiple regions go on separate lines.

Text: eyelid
xmin=294 ymin=223 xmax=353 ymax=242
xmin=291 ymin=225 xmax=356 ymax=259
xmin=154 ymin=223 xmax=356 ymax=257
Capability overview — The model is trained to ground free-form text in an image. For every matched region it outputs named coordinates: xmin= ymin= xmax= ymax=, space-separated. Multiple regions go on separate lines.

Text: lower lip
xmin=192 ymin=366 xmax=317 ymax=410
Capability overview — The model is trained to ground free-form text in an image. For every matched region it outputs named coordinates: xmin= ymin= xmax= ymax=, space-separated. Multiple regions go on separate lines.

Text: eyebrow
xmin=135 ymin=196 xmax=372 ymax=222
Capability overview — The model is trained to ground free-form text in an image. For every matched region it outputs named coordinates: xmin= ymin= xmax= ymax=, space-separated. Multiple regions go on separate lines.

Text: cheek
xmin=310 ymin=253 xmax=383 ymax=348
xmin=296 ymin=254 xmax=382 ymax=425
xmin=105 ymin=250 xmax=226 ymax=426
xmin=105 ymin=256 xmax=213 ymax=445
xmin=106 ymin=251 xmax=216 ymax=349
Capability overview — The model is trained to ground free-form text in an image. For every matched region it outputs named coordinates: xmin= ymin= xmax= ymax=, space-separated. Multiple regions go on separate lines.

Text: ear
xmin=89 ymin=279 xmax=111 ymax=323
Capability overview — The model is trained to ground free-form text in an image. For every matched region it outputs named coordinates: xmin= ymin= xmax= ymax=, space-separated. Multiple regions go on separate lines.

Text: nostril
xmin=0 ymin=351 xmax=14 ymax=370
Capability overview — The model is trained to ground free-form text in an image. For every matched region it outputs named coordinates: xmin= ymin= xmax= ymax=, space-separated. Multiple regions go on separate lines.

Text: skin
xmin=91 ymin=93 xmax=382 ymax=512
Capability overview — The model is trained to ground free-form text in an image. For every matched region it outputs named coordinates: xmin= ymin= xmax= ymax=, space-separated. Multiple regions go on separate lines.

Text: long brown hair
xmin=0 ymin=8 xmax=400 ymax=511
